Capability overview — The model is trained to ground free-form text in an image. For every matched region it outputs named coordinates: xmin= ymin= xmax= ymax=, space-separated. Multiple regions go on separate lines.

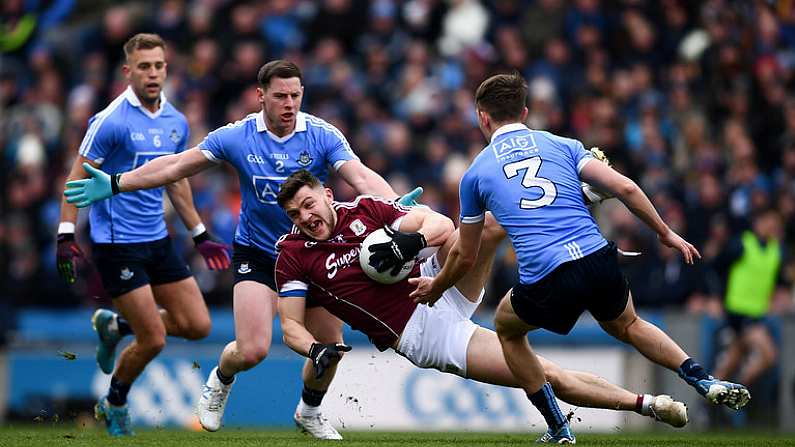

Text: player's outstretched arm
xmin=580 ymin=159 xmax=701 ymax=264
xmin=64 ymin=148 xmax=215 ymax=207
xmin=368 ymin=206 xmax=453 ymax=275
xmin=278 ymin=297 xmax=351 ymax=379
xmin=397 ymin=207 xmax=454 ymax=248
xmin=119 ymin=147 xmax=214 ymax=192
xmin=337 ymin=159 xmax=397 ymax=199
xmin=278 ymin=297 xmax=315 ymax=356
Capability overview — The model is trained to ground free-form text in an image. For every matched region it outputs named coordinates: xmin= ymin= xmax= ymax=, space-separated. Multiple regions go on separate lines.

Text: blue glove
xmin=397 ymin=186 xmax=423 ymax=207
xmin=64 ymin=163 xmax=116 ymax=208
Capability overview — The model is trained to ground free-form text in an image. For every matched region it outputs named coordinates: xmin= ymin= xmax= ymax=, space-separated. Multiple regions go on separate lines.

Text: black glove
xmin=308 ymin=342 xmax=352 ymax=379
xmin=56 ymin=233 xmax=85 ymax=284
xmin=368 ymin=225 xmax=427 ymax=276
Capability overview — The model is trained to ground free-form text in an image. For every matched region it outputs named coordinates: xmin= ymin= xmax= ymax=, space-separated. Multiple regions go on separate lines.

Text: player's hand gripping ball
xmin=359 ymin=228 xmax=417 ymax=284
xmin=581 ymin=146 xmax=614 ymax=205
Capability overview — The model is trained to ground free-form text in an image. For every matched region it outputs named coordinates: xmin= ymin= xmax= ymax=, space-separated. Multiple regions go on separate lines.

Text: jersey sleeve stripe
xmin=577 ymin=155 xmax=595 ymax=173
xmin=460 ymin=214 xmax=485 ymax=224
xmin=199 ymin=149 xmax=221 ymax=163
xmin=279 ymin=290 xmax=308 ymax=298
xmin=332 ymin=159 xmax=350 ymax=170
xmin=281 ymin=280 xmax=309 ymax=292
xmin=390 ymin=216 xmax=404 ymax=230
xmin=78 ymin=94 xmax=126 ymax=157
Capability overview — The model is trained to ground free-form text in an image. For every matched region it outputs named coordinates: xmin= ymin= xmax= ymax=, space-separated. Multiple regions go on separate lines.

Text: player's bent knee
xmin=600 ymin=317 xmax=636 ymax=343
xmin=138 ymin=336 xmax=167 ymax=358
xmin=541 ymin=361 xmax=564 ymax=387
xmin=495 ymin=321 xmax=525 ymax=341
xmin=544 ymin=366 xmax=576 ymax=399
xmin=238 ymin=344 xmax=269 ymax=368
xmin=182 ymin=315 xmax=211 ymax=340
xmin=494 ymin=313 xmax=524 ymax=340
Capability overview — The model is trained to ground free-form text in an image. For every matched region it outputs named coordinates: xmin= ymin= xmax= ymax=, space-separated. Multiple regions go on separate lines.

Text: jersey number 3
xmin=502 ymin=157 xmax=557 ymax=209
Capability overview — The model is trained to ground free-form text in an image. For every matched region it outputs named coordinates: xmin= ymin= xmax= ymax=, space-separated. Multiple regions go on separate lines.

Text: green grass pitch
xmin=0 ymin=426 xmax=793 ymax=447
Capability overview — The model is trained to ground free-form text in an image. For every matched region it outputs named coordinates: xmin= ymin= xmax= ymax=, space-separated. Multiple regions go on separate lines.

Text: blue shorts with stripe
xmin=510 ymin=241 xmax=629 ymax=334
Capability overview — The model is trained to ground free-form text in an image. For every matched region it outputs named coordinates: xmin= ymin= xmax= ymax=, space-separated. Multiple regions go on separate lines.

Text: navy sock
xmin=678 ymin=358 xmax=709 ymax=382
xmin=528 ymin=382 xmax=567 ymax=431
xmin=216 ymin=366 xmax=234 ymax=385
xmin=117 ymin=317 xmax=133 ymax=336
xmin=107 ymin=376 xmax=131 ymax=406
xmin=301 ymin=385 xmax=326 ymax=407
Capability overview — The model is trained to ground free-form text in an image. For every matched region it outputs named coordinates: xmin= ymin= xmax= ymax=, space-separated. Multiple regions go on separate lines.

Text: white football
xmin=359 ymin=228 xmax=415 ymax=284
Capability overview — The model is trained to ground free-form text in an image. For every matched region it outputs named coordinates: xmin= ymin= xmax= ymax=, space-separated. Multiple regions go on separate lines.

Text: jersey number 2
xmin=502 ymin=157 xmax=557 ymax=209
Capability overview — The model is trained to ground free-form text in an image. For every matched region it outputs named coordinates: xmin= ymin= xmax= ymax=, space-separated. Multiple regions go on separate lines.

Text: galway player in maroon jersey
xmin=274 ymin=170 xmax=688 ymax=437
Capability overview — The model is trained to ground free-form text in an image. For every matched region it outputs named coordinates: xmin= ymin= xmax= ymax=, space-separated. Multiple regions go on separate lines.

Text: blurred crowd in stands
xmin=2 ymin=0 xmax=795 ymax=318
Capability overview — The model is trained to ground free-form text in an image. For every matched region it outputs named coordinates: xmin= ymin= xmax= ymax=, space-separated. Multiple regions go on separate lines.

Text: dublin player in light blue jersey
xmin=65 ymin=60 xmax=420 ymax=439
xmin=56 ymin=34 xmax=230 ymax=437
xmin=410 ymin=73 xmax=750 ymax=443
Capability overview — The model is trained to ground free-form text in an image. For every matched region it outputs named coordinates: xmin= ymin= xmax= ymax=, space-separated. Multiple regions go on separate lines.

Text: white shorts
xmin=395 ymin=255 xmax=483 ymax=377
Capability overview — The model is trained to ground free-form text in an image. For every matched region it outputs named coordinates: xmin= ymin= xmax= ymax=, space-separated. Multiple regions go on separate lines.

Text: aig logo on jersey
xmin=492 ymin=133 xmax=538 ymax=159
xmin=349 ymin=219 xmax=367 ymax=236
xmin=252 ymin=176 xmax=286 ymax=204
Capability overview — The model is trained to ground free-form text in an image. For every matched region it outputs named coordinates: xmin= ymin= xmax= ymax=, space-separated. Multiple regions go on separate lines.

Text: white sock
xmin=297 ymin=399 xmax=321 ymax=417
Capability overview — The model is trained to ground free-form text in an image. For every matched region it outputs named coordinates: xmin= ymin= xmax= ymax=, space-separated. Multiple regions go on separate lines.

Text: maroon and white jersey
xmin=275 ymin=196 xmax=420 ymax=350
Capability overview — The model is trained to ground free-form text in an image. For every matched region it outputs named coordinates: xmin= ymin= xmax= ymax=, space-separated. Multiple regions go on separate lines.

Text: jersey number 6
xmin=502 ymin=156 xmax=557 ymax=209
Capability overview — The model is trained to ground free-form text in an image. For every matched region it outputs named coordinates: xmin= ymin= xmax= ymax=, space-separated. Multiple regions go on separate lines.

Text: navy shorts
xmin=233 ymin=242 xmax=320 ymax=307
xmin=511 ymin=241 xmax=629 ymax=335
xmin=92 ymin=236 xmax=192 ymax=298
xmin=232 ymin=242 xmax=277 ymax=290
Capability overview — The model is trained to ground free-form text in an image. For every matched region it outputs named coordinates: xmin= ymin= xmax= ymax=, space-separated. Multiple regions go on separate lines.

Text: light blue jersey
xmin=198 ymin=111 xmax=358 ymax=259
xmin=79 ymin=87 xmax=189 ymax=243
xmin=459 ymin=123 xmax=607 ymax=284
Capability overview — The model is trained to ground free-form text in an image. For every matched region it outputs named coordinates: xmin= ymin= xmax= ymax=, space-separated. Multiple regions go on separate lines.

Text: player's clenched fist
xmin=368 ymin=226 xmax=427 ymax=275
xmin=308 ymin=342 xmax=352 ymax=379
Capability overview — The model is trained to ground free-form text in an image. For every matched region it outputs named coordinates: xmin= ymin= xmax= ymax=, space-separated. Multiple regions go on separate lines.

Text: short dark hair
xmin=124 ymin=33 xmax=166 ymax=60
xmin=475 ymin=72 xmax=528 ymax=123
xmin=277 ymin=169 xmax=322 ymax=208
xmin=257 ymin=60 xmax=302 ymax=88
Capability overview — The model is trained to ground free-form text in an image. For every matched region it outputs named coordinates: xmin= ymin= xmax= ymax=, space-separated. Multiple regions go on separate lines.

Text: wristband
xmin=191 ymin=223 xmax=207 ymax=237
xmin=111 ymin=173 xmax=122 ymax=195
xmin=58 ymin=222 xmax=76 ymax=234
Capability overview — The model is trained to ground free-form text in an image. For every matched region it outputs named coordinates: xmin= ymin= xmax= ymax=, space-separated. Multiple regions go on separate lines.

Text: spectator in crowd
xmin=713 ymin=208 xmax=786 ymax=388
